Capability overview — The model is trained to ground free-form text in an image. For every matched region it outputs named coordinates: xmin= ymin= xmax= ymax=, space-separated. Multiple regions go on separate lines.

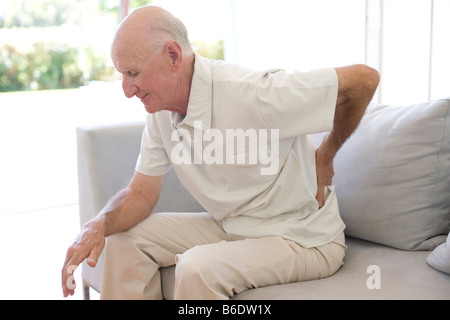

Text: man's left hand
xmin=315 ymin=145 xmax=335 ymax=208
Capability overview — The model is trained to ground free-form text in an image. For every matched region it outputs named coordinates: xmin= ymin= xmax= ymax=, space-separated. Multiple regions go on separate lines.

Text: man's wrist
xmin=84 ymin=215 xmax=108 ymax=237
xmin=317 ymin=132 xmax=338 ymax=164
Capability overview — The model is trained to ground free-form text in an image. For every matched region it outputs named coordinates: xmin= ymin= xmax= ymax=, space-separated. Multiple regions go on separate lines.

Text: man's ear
xmin=166 ymin=41 xmax=183 ymax=72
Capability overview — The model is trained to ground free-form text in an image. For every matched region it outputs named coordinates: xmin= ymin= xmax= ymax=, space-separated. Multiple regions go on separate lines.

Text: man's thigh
xmin=174 ymin=233 xmax=346 ymax=298
xmin=124 ymin=211 xmax=232 ymax=263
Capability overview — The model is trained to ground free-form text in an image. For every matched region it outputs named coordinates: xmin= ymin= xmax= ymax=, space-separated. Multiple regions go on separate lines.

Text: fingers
xmin=315 ymin=146 xmax=334 ymax=209
xmin=61 ymin=220 xmax=106 ymax=298
xmin=62 ymin=242 xmax=87 ymax=297
xmin=87 ymin=240 xmax=105 ymax=268
xmin=62 ymin=247 xmax=80 ymax=297
xmin=316 ymin=186 xmax=325 ymax=209
xmin=61 ymin=237 xmax=105 ymax=297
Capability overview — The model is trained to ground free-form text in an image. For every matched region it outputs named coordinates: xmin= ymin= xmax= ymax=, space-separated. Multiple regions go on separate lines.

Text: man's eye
xmin=127 ymin=71 xmax=139 ymax=77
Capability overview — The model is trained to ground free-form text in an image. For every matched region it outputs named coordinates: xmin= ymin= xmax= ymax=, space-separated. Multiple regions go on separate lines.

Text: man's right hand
xmin=61 ymin=218 xmax=106 ymax=298
xmin=60 ymin=172 xmax=166 ymax=297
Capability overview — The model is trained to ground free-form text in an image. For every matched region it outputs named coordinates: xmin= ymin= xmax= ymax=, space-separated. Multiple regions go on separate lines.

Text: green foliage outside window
xmin=0 ymin=0 xmax=224 ymax=92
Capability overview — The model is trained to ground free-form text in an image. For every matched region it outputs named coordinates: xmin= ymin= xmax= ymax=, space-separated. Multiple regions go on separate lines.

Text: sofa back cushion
xmin=332 ymin=98 xmax=450 ymax=250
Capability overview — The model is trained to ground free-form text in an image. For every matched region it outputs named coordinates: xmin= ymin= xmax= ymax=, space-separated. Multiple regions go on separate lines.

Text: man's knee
xmin=174 ymin=246 xmax=230 ymax=299
xmin=176 ymin=245 xmax=224 ymax=285
xmin=176 ymin=246 xmax=211 ymax=278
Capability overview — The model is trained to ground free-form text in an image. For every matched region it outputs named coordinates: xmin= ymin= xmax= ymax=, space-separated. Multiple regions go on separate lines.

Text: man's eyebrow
xmin=123 ymin=67 xmax=139 ymax=73
xmin=114 ymin=59 xmax=139 ymax=73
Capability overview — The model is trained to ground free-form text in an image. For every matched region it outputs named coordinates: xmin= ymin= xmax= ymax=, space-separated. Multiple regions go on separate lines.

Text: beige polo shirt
xmin=136 ymin=53 xmax=345 ymax=248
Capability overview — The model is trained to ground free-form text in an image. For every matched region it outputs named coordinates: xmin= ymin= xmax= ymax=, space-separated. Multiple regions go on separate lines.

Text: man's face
xmin=111 ymin=35 xmax=177 ymax=114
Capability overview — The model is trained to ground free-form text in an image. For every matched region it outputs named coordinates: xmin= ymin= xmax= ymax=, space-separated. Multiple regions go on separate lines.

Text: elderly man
xmin=62 ymin=6 xmax=379 ymax=299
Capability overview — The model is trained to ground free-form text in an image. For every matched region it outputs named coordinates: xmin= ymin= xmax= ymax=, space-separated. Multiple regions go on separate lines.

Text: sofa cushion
xmin=162 ymin=237 xmax=450 ymax=300
xmin=332 ymin=98 xmax=450 ymax=250
xmin=427 ymin=233 xmax=450 ymax=274
xmin=232 ymin=236 xmax=450 ymax=300
xmin=160 ymin=237 xmax=450 ymax=300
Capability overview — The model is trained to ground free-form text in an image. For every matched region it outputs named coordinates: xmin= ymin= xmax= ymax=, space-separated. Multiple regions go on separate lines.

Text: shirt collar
xmin=171 ymin=53 xmax=212 ymax=131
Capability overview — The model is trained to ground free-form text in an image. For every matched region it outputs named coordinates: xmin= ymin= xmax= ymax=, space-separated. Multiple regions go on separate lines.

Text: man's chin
xmin=144 ymin=104 xmax=160 ymax=114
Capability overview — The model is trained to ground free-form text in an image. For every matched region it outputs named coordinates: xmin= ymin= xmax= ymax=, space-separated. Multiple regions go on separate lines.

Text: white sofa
xmin=76 ymin=98 xmax=450 ymax=300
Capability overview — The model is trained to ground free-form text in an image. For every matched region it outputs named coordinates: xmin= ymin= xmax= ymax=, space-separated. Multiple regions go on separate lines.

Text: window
xmin=224 ymin=0 xmax=366 ymax=71
xmin=367 ymin=0 xmax=449 ymax=104
xmin=153 ymin=0 xmax=366 ymax=71
xmin=158 ymin=0 xmax=448 ymax=105
xmin=429 ymin=0 xmax=450 ymax=101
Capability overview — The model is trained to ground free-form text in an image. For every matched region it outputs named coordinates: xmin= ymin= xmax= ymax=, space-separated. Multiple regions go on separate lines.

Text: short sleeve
xmin=257 ymin=68 xmax=338 ymax=139
xmin=135 ymin=114 xmax=172 ymax=176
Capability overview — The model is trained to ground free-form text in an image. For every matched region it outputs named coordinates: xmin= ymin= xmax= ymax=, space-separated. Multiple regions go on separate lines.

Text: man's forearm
xmin=319 ymin=98 xmax=369 ymax=162
xmin=320 ymin=65 xmax=380 ymax=161
xmin=314 ymin=65 xmax=379 ymax=207
xmin=89 ymin=186 xmax=157 ymax=237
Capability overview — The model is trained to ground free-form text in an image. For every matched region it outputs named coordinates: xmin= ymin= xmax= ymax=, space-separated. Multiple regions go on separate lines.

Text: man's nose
xmin=122 ymin=77 xmax=139 ymax=98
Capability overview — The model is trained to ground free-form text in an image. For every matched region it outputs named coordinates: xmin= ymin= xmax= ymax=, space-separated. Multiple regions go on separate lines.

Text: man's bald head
xmin=112 ymin=5 xmax=193 ymax=58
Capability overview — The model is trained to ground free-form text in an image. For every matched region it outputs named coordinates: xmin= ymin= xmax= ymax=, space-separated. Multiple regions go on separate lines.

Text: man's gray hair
xmin=146 ymin=9 xmax=193 ymax=55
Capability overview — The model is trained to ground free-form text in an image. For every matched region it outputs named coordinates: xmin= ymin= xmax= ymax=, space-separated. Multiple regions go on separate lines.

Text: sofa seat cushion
xmin=160 ymin=236 xmax=450 ymax=300
xmin=232 ymin=236 xmax=450 ymax=300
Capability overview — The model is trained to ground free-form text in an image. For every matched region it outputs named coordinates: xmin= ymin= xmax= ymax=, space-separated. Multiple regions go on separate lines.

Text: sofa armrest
xmin=76 ymin=122 xmax=145 ymax=226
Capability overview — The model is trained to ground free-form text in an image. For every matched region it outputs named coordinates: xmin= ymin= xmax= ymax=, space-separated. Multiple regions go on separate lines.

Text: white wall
xmin=225 ymin=0 xmax=366 ymax=71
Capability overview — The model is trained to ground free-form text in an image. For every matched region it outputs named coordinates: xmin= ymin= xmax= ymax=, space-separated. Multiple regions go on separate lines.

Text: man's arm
xmin=61 ymin=171 xmax=166 ymax=297
xmin=315 ymin=64 xmax=380 ymax=207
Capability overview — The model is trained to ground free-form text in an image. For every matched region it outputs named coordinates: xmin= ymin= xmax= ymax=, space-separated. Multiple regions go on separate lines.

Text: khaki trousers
xmin=100 ymin=211 xmax=346 ymax=300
